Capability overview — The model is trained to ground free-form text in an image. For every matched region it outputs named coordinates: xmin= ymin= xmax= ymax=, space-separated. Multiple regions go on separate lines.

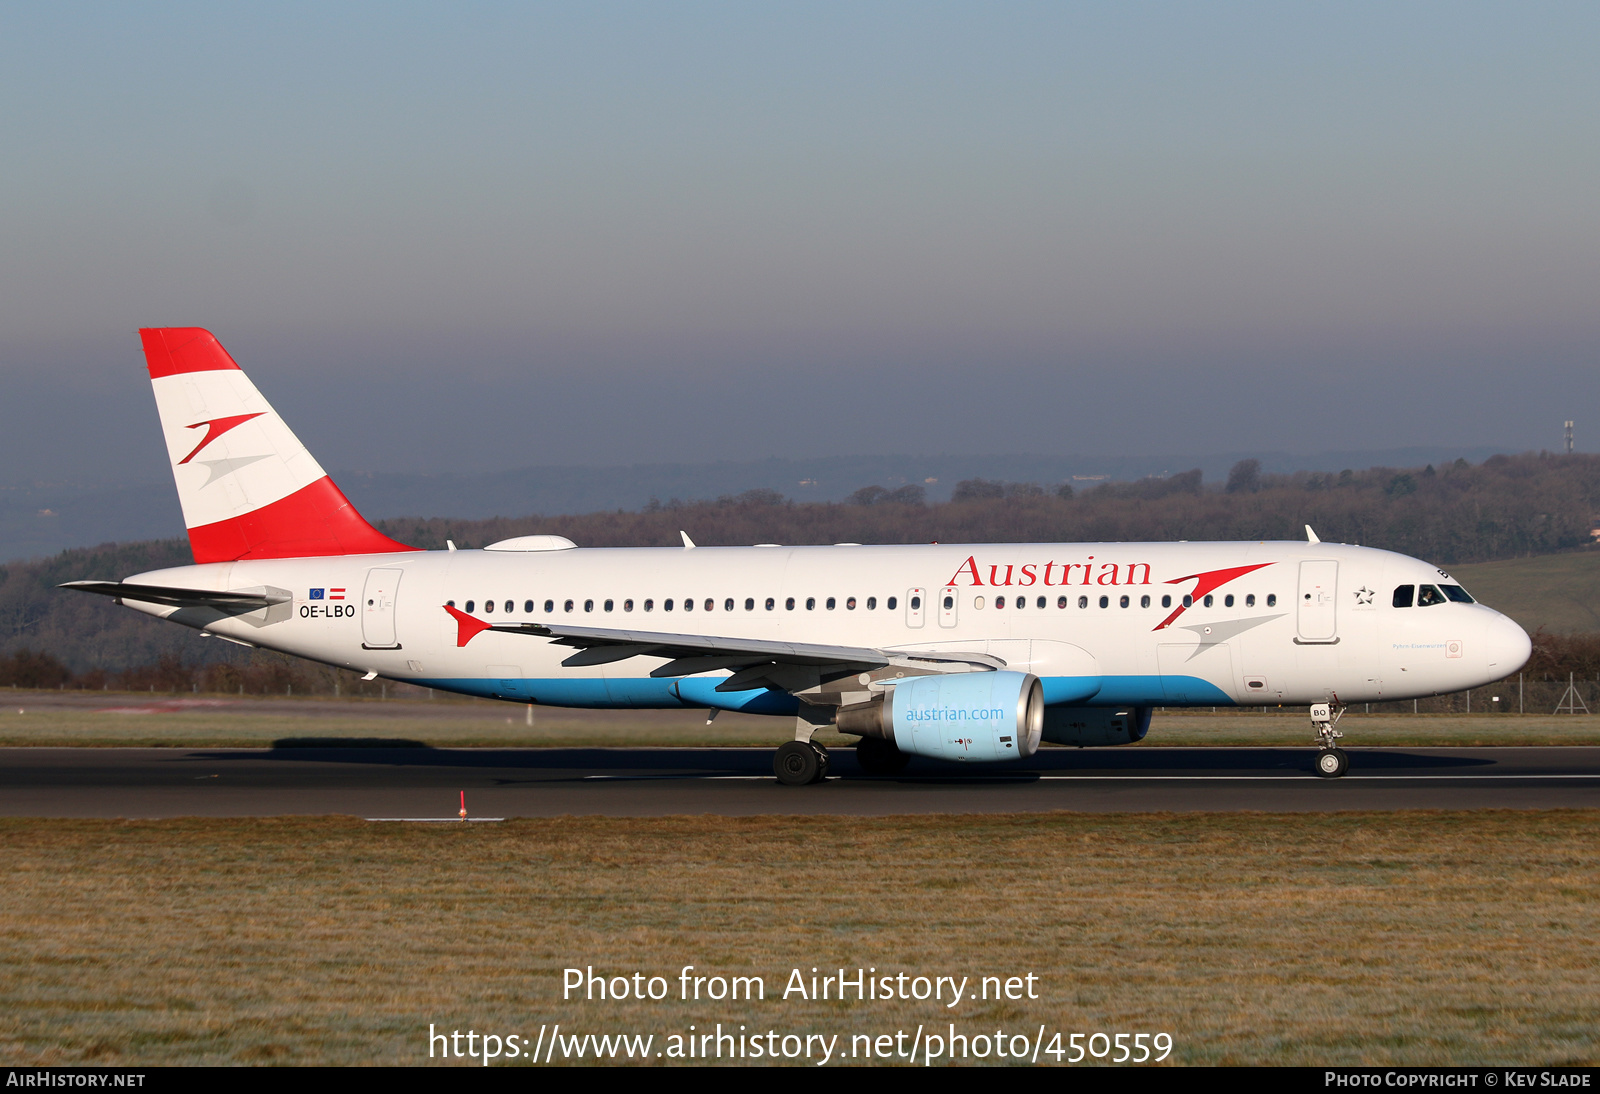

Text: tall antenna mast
xmin=1565 ymin=420 xmax=1575 ymax=455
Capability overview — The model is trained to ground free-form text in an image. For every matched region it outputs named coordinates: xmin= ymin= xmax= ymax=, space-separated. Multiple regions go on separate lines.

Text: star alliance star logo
xmin=1354 ymin=586 xmax=1375 ymax=605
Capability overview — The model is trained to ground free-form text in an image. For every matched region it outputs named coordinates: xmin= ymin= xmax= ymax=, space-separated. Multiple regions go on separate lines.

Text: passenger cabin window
xmin=786 ymin=598 xmax=796 ymax=610
xmin=867 ymin=597 xmax=877 ymax=610
xmin=604 ymin=600 xmax=614 ymax=612
xmin=1078 ymin=596 xmax=1088 ymax=608
xmin=623 ymin=599 xmax=633 ymax=612
xmin=1224 ymin=594 xmax=1233 ymax=608
xmin=765 ymin=597 xmax=775 ymax=610
xmin=523 ymin=600 xmax=534 ymax=613
xmin=1245 ymin=594 xmax=1255 ymax=607
xmin=846 ymin=597 xmax=856 ymax=610
xmin=483 ymin=600 xmax=493 ymax=613
xmin=504 ymin=600 xmax=513 ymax=613
xmin=1015 ymin=596 xmax=1025 ymax=609
xmin=1203 ymin=595 xmax=1213 ymax=608
xmin=544 ymin=600 xmax=554 ymax=613
xmin=446 ymin=600 xmax=456 ymax=608
xmin=564 ymin=600 xmax=574 ymax=612
xmin=1058 ymin=596 xmax=1068 ymax=608
xmin=1140 ymin=595 xmax=1151 ymax=608
xmin=826 ymin=597 xmax=836 ymax=610
xmin=1120 ymin=595 xmax=1130 ymax=608
xmin=1393 ymin=585 xmax=1415 ymax=608
xmin=745 ymin=598 xmax=755 ymax=611
xmin=584 ymin=600 xmax=594 ymax=612
xmin=994 ymin=596 xmax=1005 ymax=610
xmin=644 ymin=599 xmax=654 ymax=611
xmin=1098 ymin=595 xmax=1109 ymax=608
xmin=1417 ymin=584 xmax=1446 ymax=607
xmin=806 ymin=598 xmax=816 ymax=610
xmin=908 ymin=596 xmax=920 ymax=610
xmin=723 ymin=598 xmax=734 ymax=611
xmin=1161 ymin=595 xmax=1172 ymax=608
xmin=684 ymin=598 xmax=695 ymax=611
xmin=1266 ymin=594 xmax=1277 ymax=607
xmin=942 ymin=595 xmax=953 ymax=610
xmin=886 ymin=597 xmax=897 ymax=610
xmin=1182 ymin=595 xmax=1193 ymax=608
xmin=706 ymin=599 xmax=716 ymax=611
xmin=664 ymin=599 xmax=674 ymax=611
xmin=465 ymin=600 xmax=475 ymax=613
xmin=1036 ymin=596 xmax=1045 ymax=609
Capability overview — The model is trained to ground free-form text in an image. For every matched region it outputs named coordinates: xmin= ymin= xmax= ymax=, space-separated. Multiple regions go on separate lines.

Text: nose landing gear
xmin=1310 ymin=700 xmax=1349 ymax=779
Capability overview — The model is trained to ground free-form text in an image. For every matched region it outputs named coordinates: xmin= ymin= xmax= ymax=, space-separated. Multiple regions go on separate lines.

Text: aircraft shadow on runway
xmin=175 ymin=743 xmax=1495 ymax=779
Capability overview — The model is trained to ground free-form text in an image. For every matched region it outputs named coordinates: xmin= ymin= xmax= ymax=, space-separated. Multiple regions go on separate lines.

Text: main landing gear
xmin=774 ymin=740 xmax=830 ymax=786
xmin=1310 ymin=700 xmax=1349 ymax=779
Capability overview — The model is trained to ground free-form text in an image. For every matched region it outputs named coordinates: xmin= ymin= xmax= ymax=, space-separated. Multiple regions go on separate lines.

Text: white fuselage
xmin=121 ymin=539 xmax=1530 ymax=715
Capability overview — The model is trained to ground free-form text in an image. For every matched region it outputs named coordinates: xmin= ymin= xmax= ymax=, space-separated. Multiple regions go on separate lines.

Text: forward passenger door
xmin=1296 ymin=561 xmax=1339 ymax=643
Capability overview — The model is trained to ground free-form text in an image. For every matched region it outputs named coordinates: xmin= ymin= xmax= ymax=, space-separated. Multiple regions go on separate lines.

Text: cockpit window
xmin=1440 ymin=584 xmax=1474 ymax=604
xmin=1417 ymin=584 xmax=1446 ymax=607
xmin=1392 ymin=585 xmax=1414 ymax=608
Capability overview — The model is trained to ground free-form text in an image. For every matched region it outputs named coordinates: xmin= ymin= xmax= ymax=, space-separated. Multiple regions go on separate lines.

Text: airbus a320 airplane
xmin=65 ymin=329 xmax=1532 ymax=784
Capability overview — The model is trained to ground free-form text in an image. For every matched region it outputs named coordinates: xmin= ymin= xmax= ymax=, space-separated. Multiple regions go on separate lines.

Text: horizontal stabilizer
xmin=60 ymin=580 xmax=291 ymax=612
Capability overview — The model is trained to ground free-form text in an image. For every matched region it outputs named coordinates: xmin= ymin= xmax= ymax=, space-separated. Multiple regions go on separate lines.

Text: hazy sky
xmin=2 ymin=2 xmax=1597 ymax=484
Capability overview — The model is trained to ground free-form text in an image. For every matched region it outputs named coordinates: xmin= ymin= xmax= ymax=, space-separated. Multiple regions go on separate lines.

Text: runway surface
xmin=3 ymin=745 xmax=1598 ymax=817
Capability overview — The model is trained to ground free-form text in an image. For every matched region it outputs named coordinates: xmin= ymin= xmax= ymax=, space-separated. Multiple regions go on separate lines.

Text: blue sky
xmin=2 ymin=2 xmax=1597 ymax=483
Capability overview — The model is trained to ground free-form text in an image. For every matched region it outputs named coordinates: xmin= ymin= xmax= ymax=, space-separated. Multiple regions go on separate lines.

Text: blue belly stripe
xmin=410 ymin=674 xmax=1236 ymax=710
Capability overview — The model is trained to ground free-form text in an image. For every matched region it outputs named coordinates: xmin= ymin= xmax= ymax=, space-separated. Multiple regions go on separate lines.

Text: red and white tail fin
xmin=140 ymin=328 xmax=414 ymax=564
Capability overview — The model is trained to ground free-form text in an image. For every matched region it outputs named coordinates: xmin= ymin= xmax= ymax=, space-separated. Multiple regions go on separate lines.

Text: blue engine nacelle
xmin=1040 ymin=706 xmax=1152 ymax=746
xmin=836 ymin=670 xmax=1044 ymax=762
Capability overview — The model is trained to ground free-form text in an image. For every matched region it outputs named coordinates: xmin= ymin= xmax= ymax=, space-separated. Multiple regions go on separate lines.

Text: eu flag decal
xmin=309 ymin=588 xmax=325 ymax=600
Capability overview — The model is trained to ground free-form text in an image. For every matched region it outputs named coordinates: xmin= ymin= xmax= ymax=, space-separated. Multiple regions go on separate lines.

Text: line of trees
xmin=0 ymin=647 xmax=422 ymax=698
xmin=383 ymin=451 xmax=1600 ymax=564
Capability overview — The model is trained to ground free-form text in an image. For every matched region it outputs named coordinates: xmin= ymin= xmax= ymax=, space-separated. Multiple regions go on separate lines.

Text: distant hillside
xmin=0 ymin=444 xmax=1515 ymax=562
xmin=3 ymin=451 xmax=1597 ymax=675
xmin=1451 ymin=553 xmax=1600 ymax=635
xmin=381 ymin=452 xmax=1600 ymax=565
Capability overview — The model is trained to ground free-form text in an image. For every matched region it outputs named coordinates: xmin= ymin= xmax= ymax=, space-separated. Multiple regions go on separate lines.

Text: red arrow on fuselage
xmin=444 ymin=603 xmax=494 ymax=647
xmin=1152 ymin=563 xmax=1275 ymax=630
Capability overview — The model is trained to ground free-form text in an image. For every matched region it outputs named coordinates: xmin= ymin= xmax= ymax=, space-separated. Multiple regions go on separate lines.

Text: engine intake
xmin=836 ymin=670 xmax=1043 ymax=762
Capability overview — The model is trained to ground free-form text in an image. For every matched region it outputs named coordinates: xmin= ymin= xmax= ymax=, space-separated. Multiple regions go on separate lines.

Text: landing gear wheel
xmin=855 ymin=736 xmax=911 ymax=776
xmin=1315 ymin=747 xmax=1349 ymax=779
xmin=774 ymin=740 xmax=821 ymax=786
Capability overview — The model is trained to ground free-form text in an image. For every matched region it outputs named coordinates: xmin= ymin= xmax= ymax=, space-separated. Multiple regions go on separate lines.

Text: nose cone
xmin=1486 ymin=613 xmax=1533 ymax=675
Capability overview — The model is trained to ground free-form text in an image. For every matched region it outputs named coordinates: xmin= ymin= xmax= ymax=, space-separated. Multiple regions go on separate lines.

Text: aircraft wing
xmin=443 ymin=604 xmax=1002 ymax=692
xmin=60 ymin=580 xmax=291 ymax=612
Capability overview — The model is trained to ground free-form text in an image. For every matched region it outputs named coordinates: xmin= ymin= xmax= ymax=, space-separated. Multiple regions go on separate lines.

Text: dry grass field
xmin=0 ymin=811 xmax=1594 ymax=1066
xmin=4 ymin=693 xmax=1600 ymax=748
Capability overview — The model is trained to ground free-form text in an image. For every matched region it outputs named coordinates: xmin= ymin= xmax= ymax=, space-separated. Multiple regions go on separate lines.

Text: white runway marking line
xmin=1033 ymin=774 xmax=1600 ymax=781
xmin=582 ymin=774 xmax=772 ymax=780
xmin=365 ymin=817 xmax=507 ymax=822
xmin=578 ymin=773 xmax=1600 ymax=783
